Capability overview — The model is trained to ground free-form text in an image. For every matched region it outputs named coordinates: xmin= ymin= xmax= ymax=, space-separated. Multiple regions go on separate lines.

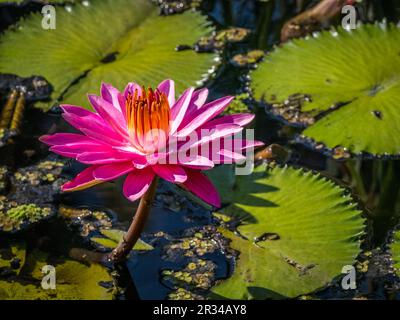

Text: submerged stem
xmin=109 ymin=177 xmax=158 ymax=263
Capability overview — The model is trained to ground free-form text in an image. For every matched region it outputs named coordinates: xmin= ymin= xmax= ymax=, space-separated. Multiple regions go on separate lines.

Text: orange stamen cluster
xmin=126 ymin=87 xmax=170 ymax=143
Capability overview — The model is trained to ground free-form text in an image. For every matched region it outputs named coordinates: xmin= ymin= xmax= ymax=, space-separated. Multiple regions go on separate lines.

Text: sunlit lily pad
xmin=211 ymin=165 xmax=365 ymax=299
xmin=0 ymin=249 xmax=114 ymax=300
xmin=251 ymin=23 xmax=400 ymax=156
xmin=391 ymin=230 xmax=400 ymax=277
xmin=0 ymin=0 xmax=217 ymax=109
xmin=91 ymin=229 xmax=153 ymax=251
xmin=0 ymin=0 xmax=74 ymax=3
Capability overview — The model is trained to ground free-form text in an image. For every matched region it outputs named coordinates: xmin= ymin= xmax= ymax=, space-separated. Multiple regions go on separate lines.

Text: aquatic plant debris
xmin=59 ymin=206 xmax=113 ymax=238
xmin=0 ymin=74 xmax=52 ymax=103
xmin=154 ymin=0 xmax=202 ymax=15
xmin=252 ymin=23 xmax=400 ymax=156
xmin=0 ymin=159 xmax=64 ymax=232
xmin=231 ymin=50 xmax=265 ymax=68
xmin=192 ymin=28 xmax=251 ymax=53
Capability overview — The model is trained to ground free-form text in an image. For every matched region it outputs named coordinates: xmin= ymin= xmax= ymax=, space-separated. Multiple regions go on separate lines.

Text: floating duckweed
xmin=168 ymin=288 xmax=204 ymax=300
xmin=163 ymin=227 xmax=224 ymax=260
xmin=222 ymin=94 xmax=250 ymax=115
xmin=268 ymin=93 xmax=315 ymax=126
xmin=7 ymin=204 xmax=51 ymax=221
xmin=162 ymin=259 xmax=216 ymax=292
xmin=0 ymin=203 xmax=51 ymax=232
xmin=231 ymin=50 xmax=264 ymax=67
xmin=194 ymin=232 xmax=203 ymax=239
xmin=36 ymin=161 xmax=64 ymax=170
xmin=194 ymin=27 xmax=250 ymax=53
xmin=212 ymin=212 xmax=232 ymax=223
xmin=332 ymin=146 xmax=351 ymax=160
xmin=59 ymin=206 xmax=113 ymax=237
xmin=0 ymin=159 xmax=62 ymax=233
xmin=177 ymin=237 xmax=216 ymax=257
xmin=216 ymin=28 xmax=251 ymax=43
xmin=14 ymin=160 xmax=64 ymax=186
xmin=155 ymin=0 xmax=202 ymax=15
xmin=187 ymin=262 xmax=197 ymax=270
xmin=356 ymin=260 xmax=369 ymax=273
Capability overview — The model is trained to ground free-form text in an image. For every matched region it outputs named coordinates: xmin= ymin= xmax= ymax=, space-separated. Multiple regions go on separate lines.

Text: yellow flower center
xmin=126 ymin=87 xmax=170 ymax=152
xmin=126 ymin=87 xmax=170 ymax=136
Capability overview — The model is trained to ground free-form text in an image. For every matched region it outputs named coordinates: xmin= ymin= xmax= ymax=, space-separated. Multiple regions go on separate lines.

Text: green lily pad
xmin=211 ymin=165 xmax=365 ymax=299
xmin=0 ymin=0 xmax=22 ymax=3
xmin=0 ymin=249 xmax=114 ymax=300
xmin=205 ymin=164 xmax=236 ymax=204
xmin=0 ymin=0 xmax=73 ymax=3
xmin=91 ymin=229 xmax=153 ymax=251
xmin=0 ymin=0 xmax=217 ymax=109
xmin=251 ymin=23 xmax=400 ymax=156
xmin=391 ymin=230 xmax=400 ymax=277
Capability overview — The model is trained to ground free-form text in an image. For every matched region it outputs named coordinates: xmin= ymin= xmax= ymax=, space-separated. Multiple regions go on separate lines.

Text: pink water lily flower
xmin=40 ymin=80 xmax=262 ymax=208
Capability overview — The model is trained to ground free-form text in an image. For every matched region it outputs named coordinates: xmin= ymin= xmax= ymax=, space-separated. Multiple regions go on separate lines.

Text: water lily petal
xmin=170 ymin=87 xmax=194 ymax=134
xmin=101 ymin=82 xmax=126 ymax=115
xmin=217 ymin=149 xmax=246 ymax=161
xmin=93 ymin=162 xmax=134 ymax=180
xmin=50 ymin=144 xmax=109 ymax=158
xmin=61 ymin=104 xmax=97 ymax=117
xmin=178 ymin=155 xmax=214 ymax=170
xmin=157 ymin=79 xmax=175 ymax=106
xmin=180 ymin=88 xmax=209 ymax=125
xmin=88 ymin=94 xmax=129 ymax=138
xmin=123 ymin=82 xmax=142 ymax=99
xmin=181 ymin=123 xmax=243 ymax=151
xmin=123 ymin=167 xmax=155 ymax=202
xmin=176 ymin=96 xmax=234 ymax=137
xmin=39 ymin=133 xmax=98 ymax=146
xmin=63 ymin=112 xmax=126 ymax=146
xmin=76 ymin=151 xmax=135 ymax=165
xmin=236 ymin=139 xmax=265 ymax=150
xmin=152 ymin=164 xmax=187 ymax=183
xmin=181 ymin=169 xmax=221 ymax=208
xmin=62 ymin=166 xmax=103 ymax=192
xmin=204 ymin=113 xmax=255 ymax=128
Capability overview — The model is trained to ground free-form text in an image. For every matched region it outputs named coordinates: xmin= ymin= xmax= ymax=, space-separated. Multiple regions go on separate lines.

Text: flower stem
xmin=109 ymin=177 xmax=158 ymax=263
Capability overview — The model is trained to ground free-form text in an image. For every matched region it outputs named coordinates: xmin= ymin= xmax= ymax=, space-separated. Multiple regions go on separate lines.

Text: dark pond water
xmin=1 ymin=0 xmax=400 ymax=300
